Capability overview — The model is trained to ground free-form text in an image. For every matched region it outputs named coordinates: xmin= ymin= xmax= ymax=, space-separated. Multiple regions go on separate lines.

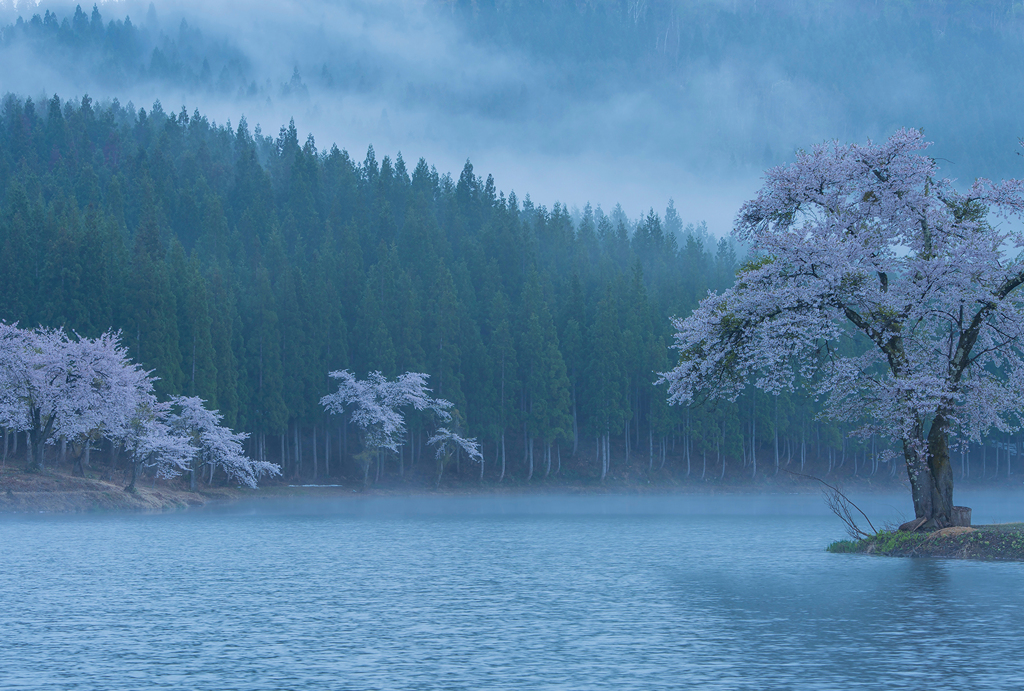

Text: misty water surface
xmin=2 ymin=491 xmax=1024 ymax=690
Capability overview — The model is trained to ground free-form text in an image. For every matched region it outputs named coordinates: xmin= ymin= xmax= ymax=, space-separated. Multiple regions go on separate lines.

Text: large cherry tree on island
xmin=661 ymin=130 xmax=1024 ymax=528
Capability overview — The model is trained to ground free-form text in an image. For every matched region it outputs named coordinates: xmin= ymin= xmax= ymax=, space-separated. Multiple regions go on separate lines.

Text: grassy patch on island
xmin=829 ymin=524 xmax=1024 ymax=560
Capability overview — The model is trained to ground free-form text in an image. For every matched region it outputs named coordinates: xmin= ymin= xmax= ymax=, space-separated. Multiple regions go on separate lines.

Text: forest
xmin=2 ymin=1 xmax=1024 ymax=179
xmin=3 ymin=89 xmax=1020 ymax=489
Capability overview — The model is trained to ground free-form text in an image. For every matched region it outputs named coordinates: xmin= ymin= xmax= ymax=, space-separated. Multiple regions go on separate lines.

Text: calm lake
xmin=2 ymin=490 xmax=1024 ymax=690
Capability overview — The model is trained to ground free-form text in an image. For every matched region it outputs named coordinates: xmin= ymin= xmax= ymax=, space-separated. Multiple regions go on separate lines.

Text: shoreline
xmin=0 ymin=464 xmax=922 ymax=514
xmin=4 ymin=464 xmax=1019 ymax=515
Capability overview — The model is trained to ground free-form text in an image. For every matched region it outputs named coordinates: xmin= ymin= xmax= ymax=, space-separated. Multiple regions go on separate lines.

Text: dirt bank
xmin=0 ymin=467 xmax=233 ymax=513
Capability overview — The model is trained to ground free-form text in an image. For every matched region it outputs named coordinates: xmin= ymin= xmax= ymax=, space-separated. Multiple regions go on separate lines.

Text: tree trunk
xmin=572 ymin=387 xmax=578 ymax=456
xmin=124 ymin=458 xmax=139 ymax=493
xmin=648 ymin=427 xmax=653 ymax=471
xmin=313 ymin=425 xmax=319 ymax=480
xmin=905 ymin=415 xmax=955 ymax=528
xmin=500 ymin=432 xmax=506 ymax=482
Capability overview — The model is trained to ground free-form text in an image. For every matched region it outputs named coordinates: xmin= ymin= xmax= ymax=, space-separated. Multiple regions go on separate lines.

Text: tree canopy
xmin=662 ymin=130 xmax=1024 ymax=526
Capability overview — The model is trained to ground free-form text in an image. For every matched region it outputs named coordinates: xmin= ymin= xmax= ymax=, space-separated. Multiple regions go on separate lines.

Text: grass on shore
xmin=828 ymin=524 xmax=1024 ymax=560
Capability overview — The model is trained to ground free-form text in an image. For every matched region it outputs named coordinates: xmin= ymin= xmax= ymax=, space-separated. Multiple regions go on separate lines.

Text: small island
xmin=829 ymin=524 xmax=1024 ymax=560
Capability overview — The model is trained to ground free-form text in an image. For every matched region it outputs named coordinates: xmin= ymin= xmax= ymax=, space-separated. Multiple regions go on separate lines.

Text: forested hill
xmin=3 ymin=1 xmax=1024 ymax=185
xmin=0 ymin=94 xmax=1013 ymax=486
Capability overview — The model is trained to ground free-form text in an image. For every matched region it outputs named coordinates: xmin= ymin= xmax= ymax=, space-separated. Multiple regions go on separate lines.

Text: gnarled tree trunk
xmin=905 ymin=414 xmax=954 ymax=528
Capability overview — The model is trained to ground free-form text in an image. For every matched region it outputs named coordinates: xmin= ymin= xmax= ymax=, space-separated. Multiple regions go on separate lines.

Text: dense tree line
xmin=0 ymin=3 xmax=257 ymax=97
xmin=0 ymin=93 xmax=1019 ymax=486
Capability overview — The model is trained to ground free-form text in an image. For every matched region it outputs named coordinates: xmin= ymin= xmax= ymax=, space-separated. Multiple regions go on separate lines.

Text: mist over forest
xmin=3 ymin=0 xmax=1024 ymax=234
xmin=2 ymin=0 xmax=1024 ymax=488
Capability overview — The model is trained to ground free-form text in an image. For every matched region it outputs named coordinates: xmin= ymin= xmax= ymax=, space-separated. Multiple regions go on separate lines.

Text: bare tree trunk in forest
xmin=398 ymin=430 xmax=404 ymax=479
xmin=293 ymin=423 xmax=300 ymax=479
xmin=685 ymin=418 xmax=691 ymax=476
xmin=556 ymin=444 xmax=561 ymax=474
xmin=523 ymin=425 xmax=528 ymax=471
xmin=544 ymin=443 xmax=551 ymax=477
xmin=326 ymin=426 xmax=331 ymax=478
xmin=750 ymin=395 xmax=756 ymax=479
xmin=313 ymin=425 xmax=319 ymax=480
xmin=600 ymin=432 xmax=608 ymax=481
xmin=774 ymin=397 xmax=779 ymax=475
xmin=500 ymin=432 xmax=506 ymax=482
xmin=527 ymin=436 xmax=534 ymax=481
xmin=572 ymin=387 xmax=578 ymax=455
xmin=624 ymin=420 xmax=630 ymax=462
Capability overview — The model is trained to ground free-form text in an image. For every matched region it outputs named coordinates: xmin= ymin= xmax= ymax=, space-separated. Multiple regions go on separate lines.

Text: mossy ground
xmin=829 ymin=524 xmax=1024 ymax=560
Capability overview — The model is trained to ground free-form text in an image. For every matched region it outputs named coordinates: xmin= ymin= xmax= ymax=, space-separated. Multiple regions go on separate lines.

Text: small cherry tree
xmin=119 ymin=397 xmax=194 ymax=493
xmin=428 ymin=427 xmax=483 ymax=487
xmin=320 ymin=370 xmax=456 ymax=485
xmin=660 ymin=130 xmax=1024 ymax=528
xmin=169 ymin=395 xmax=280 ymax=489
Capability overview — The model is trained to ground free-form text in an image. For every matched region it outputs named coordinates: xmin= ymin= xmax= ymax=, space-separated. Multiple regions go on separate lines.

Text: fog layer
xmin=2 ymin=0 xmax=1023 ymax=233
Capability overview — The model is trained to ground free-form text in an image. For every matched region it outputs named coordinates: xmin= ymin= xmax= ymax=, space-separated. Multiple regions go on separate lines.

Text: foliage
xmin=662 ymin=129 xmax=1024 ymax=524
xmin=0 ymin=322 xmax=275 ymax=488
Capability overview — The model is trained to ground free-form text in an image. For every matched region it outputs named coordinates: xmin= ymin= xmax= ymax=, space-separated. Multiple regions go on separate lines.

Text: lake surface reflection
xmin=2 ymin=491 xmax=1023 ymax=690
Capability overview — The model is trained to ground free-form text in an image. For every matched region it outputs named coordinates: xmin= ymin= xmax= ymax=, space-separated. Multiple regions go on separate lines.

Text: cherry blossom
xmin=660 ymin=129 xmax=1024 ymax=528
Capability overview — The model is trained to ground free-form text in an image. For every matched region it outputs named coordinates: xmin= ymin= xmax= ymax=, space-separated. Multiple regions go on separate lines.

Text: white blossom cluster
xmin=0 ymin=323 xmax=278 ymax=487
xmin=660 ymin=129 xmax=1024 ymax=459
xmin=321 ymin=369 xmax=482 ymax=463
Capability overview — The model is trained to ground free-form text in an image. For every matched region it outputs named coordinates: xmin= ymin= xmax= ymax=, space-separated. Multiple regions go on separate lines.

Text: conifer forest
xmin=2 ymin=1 xmax=1024 ymax=489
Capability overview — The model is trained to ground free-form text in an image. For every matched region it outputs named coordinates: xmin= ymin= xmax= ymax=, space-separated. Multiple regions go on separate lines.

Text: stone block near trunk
xmin=952 ymin=506 xmax=972 ymax=527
